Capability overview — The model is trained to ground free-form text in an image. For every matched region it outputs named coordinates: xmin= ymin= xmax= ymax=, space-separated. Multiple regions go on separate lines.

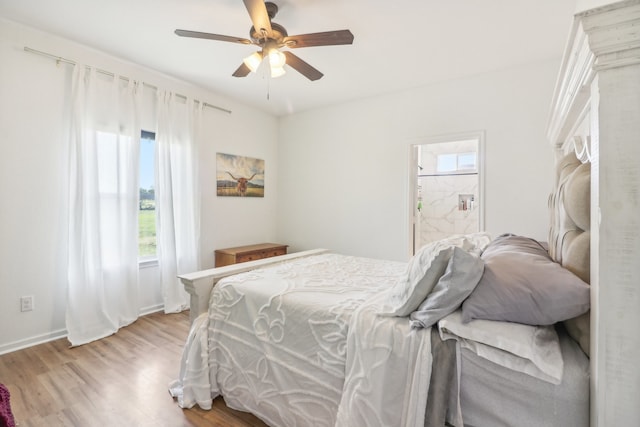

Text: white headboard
xmin=546 ymin=1 xmax=640 ymax=424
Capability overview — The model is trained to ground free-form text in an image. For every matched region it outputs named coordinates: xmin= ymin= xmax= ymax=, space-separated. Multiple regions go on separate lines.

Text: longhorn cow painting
xmin=216 ymin=153 xmax=265 ymax=197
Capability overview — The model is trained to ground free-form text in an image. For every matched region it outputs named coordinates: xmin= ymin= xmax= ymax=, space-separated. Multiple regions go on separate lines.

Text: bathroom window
xmin=436 ymin=152 xmax=477 ymax=173
xmin=436 ymin=154 xmax=457 ymax=172
xmin=457 ymin=152 xmax=477 ymax=171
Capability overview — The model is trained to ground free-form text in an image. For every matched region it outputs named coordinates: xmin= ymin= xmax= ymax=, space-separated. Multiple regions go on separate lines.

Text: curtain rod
xmin=23 ymin=46 xmax=232 ymax=114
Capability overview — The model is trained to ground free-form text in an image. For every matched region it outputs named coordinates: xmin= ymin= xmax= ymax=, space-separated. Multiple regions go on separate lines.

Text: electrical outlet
xmin=20 ymin=296 xmax=34 ymax=312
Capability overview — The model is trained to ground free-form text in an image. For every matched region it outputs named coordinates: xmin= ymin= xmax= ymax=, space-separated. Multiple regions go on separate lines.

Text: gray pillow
xmin=461 ymin=234 xmax=590 ymax=325
xmin=409 ymin=247 xmax=484 ymax=329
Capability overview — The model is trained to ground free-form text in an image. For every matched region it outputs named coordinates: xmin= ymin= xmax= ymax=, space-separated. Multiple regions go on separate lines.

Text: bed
xmin=170 ymin=152 xmax=591 ymax=426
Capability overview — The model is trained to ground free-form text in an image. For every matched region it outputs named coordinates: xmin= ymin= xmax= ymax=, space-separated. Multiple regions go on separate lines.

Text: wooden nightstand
xmin=214 ymin=243 xmax=288 ymax=267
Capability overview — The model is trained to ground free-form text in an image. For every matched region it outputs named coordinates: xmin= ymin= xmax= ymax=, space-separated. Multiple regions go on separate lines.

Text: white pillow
xmin=379 ymin=233 xmax=491 ymax=317
xmin=438 ymin=310 xmax=564 ymax=384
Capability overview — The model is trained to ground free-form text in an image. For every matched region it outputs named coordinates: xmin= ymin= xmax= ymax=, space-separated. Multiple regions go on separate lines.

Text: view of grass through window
xmin=139 ymin=131 xmax=156 ymax=258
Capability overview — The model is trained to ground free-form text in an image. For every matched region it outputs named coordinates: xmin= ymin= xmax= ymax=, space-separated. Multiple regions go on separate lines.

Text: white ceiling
xmin=0 ymin=0 xmax=577 ymax=116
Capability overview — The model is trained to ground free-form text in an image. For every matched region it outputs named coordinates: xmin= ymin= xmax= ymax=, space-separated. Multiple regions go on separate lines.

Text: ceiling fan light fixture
xmin=270 ymin=65 xmax=286 ymax=78
xmin=268 ymin=49 xmax=286 ymax=68
xmin=243 ymin=51 xmax=263 ymax=73
xmin=175 ymin=1 xmax=353 ymax=81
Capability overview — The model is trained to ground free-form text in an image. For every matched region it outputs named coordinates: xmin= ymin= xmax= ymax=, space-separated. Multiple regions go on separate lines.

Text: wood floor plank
xmin=0 ymin=311 xmax=268 ymax=427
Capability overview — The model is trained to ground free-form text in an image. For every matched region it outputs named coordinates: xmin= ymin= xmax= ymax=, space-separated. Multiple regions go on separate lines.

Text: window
xmin=457 ymin=152 xmax=477 ymax=171
xmin=436 ymin=153 xmax=457 ymax=173
xmin=436 ymin=152 xmax=477 ymax=173
xmin=139 ymin=130 xmax=156 ymax=259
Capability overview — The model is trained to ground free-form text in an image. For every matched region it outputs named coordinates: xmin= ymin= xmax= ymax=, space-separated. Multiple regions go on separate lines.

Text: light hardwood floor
xmin=0 ymin=311 xmax=268 ymax=427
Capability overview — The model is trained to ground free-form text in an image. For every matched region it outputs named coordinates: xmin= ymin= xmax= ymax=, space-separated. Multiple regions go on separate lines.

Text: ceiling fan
xmin=174 ymin=0 xmax=354 ymax=81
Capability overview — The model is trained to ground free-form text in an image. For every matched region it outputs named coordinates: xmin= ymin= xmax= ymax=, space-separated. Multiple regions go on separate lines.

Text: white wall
xmin=277 ymin=60 xmax=558 ymax=261
xmin=0 ymin=19 xmax=279 ymax=353
xmin=0 ymin=17 xmax=564 ymax=353
xmin=575 ymin=0 xmax=612 ymax=12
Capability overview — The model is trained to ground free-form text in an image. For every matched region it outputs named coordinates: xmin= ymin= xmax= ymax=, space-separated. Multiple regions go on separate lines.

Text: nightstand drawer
xmin=235 ymin=252 xmax=259 ymax=263
xmin=215 ymin=243 xmax=288 ymax=267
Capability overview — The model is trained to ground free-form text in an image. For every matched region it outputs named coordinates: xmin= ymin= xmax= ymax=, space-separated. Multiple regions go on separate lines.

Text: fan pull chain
xmin=261 ymin=27 xmax=269 ymax=103
xmin=266 ymin=66 xmax=271 ymax=100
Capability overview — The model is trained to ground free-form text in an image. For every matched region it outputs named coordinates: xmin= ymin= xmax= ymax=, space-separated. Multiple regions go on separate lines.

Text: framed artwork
xmin=216 ymin=152 xmax=265 ymax=197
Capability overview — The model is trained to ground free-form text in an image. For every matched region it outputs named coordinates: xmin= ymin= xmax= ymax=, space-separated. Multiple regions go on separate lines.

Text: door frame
xmin=407 ymin=130 xmax=486 ymax=256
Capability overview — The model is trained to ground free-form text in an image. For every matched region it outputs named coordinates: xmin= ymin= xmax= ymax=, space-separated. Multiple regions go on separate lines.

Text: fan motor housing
xmin=250 ymin=22 xmax=288 ymax=44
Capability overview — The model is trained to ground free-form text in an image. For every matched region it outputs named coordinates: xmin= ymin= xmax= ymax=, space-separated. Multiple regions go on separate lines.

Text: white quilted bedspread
xmin=169 ymin=253 xmax=434 ymax=427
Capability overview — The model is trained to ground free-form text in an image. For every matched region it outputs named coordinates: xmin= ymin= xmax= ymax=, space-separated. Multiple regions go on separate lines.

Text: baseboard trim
xmin=0 ymin=328 xmax=68 ymax=356
xmin=0 ymin=304 xmax=172 ymax=355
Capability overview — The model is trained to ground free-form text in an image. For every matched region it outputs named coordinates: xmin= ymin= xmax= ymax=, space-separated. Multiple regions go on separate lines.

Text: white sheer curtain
xmin=66 ymin=65 xmax=142 ymax=346
xmin=155 ymin=90 xmax=201 ymax=313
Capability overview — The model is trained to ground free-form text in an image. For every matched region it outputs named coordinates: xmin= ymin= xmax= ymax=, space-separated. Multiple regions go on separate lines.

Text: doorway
xmin=410 ymin=132 xmax=484 ymax=254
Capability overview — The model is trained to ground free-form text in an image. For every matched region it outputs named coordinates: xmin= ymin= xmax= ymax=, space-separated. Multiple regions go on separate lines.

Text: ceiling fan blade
xmin=283 ymin=51 xmax=323 ymax=81
xmin=175 ymin=29 xmax=252 ymax=45
xmin=232 ymin=63 xmax=252 ymax=77
xmin=243 ymin=0 xmax=273 ymax=38
xmin=283 ymin=30 xmax=354 ymax=48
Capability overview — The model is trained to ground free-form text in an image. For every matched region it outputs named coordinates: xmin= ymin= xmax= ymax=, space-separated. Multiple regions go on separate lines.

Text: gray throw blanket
xmin=425 ymin=328 xmax=458 ymax=427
